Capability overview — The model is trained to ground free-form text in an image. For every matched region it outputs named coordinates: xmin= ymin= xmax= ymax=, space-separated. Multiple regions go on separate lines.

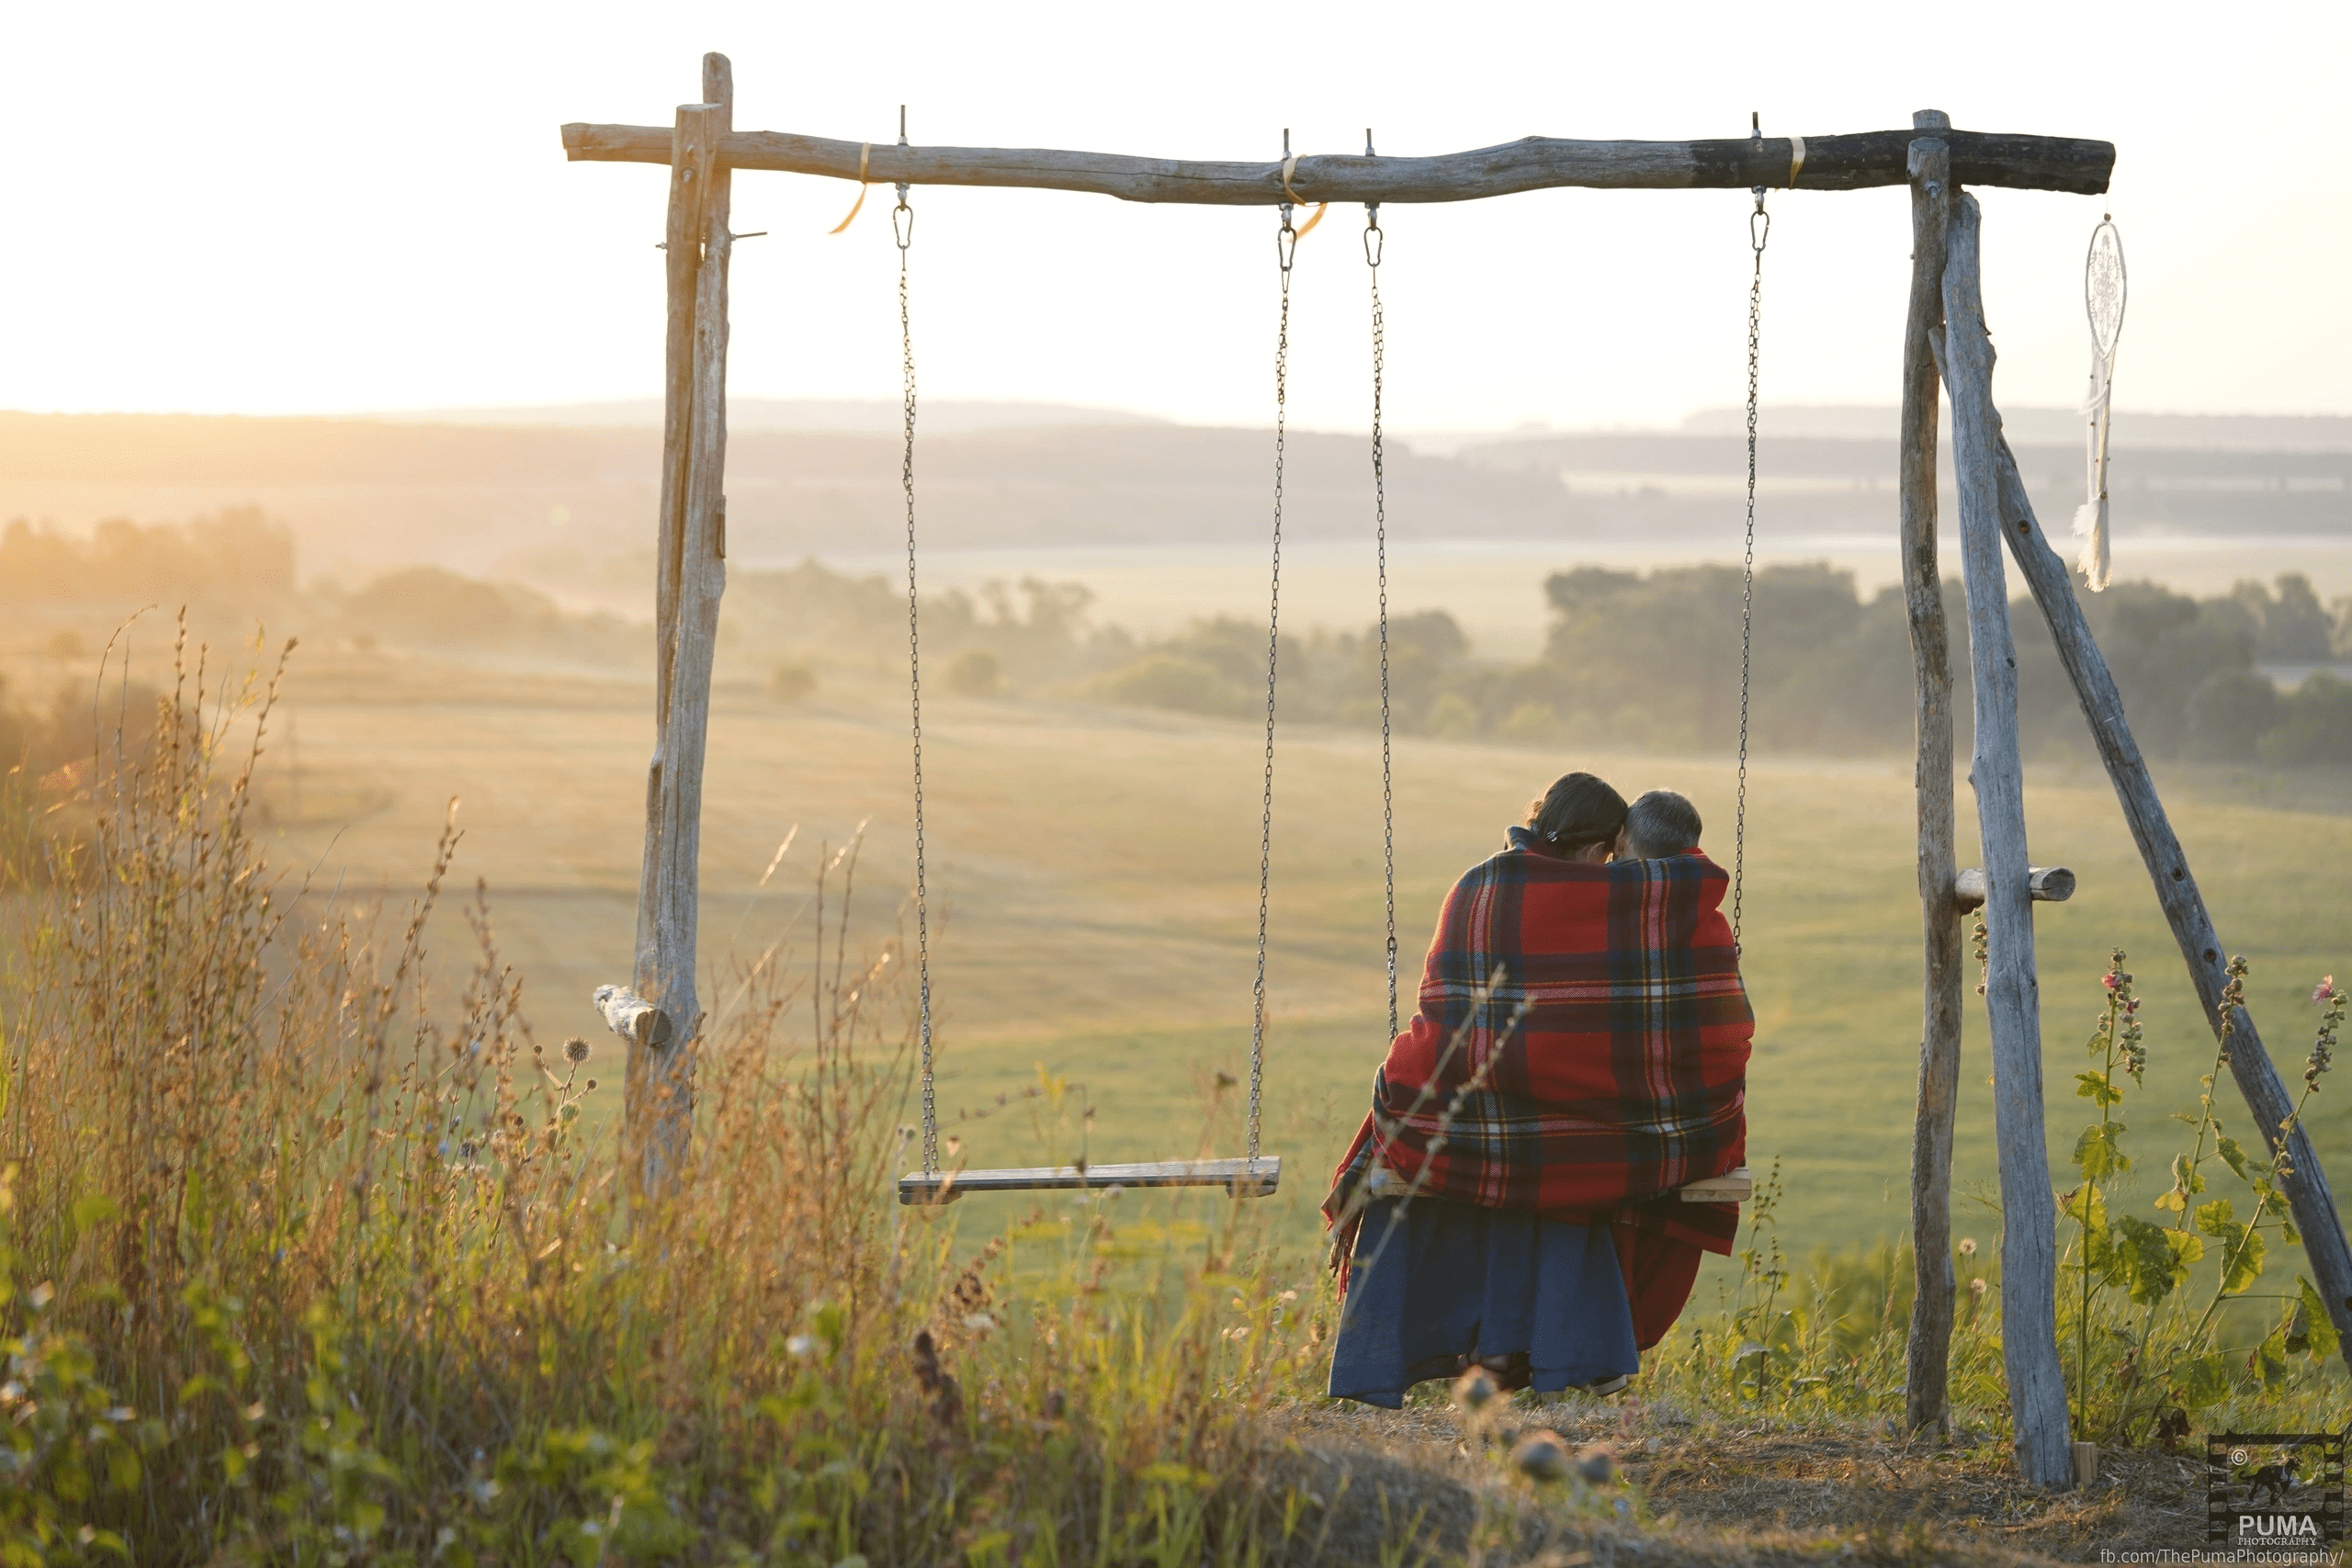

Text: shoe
xmin=1582 ymin=1373 xmax=1631 ymax=1397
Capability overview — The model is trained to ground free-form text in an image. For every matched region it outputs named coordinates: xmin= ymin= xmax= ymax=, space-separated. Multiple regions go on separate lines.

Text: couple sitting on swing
xmin=1322 ymin=770 xmax=1753 ymax=1406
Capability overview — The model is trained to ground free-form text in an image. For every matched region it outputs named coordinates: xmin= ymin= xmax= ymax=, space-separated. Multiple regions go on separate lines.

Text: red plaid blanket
xmin=1324 ymin=831 xmax=1753 ymax=1269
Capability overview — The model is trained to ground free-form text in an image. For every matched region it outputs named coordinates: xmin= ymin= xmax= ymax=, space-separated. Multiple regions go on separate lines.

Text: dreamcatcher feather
xmin=2073 ymin=218 xmax=2127 ymax=592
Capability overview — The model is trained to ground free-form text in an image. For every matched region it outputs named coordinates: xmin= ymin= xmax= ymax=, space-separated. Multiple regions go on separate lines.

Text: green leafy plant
xmin=2055 ymin=951 xmax=2342 ymax=1443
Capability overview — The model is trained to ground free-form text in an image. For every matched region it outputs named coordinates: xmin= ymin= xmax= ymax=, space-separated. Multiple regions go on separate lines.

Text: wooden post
xmin=1985 ymin=437 xmax=2352 ymax=1371
xmin=1938 ymin=190 xmax=2075 ymax=1488
xmin=1898 ymin=115 xmax=1962 ymax=1438
xmin=621 ymin=53 xmax=733 ymax=1201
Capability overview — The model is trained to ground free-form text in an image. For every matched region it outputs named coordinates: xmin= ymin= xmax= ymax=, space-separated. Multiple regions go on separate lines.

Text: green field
xmin=257 ymin=649 xmax=2352 ymax=1281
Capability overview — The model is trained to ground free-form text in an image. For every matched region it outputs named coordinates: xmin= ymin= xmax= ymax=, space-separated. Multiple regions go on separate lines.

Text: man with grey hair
xmin=1622 ymin=789 xmax=1704 ymax=861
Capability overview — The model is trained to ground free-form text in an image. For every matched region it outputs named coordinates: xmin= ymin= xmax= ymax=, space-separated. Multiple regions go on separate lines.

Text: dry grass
xmin=1265 ymin=1398 xmax=2213 ymax=1565
xmin=0 ymin=631 xmax=1327 ymax=1561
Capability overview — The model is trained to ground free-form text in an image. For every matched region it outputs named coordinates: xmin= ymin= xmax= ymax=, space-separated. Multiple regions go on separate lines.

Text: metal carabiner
xmin=1750 ymin=205 xmax=1770 ymax=254
xmin=1277 ymin=209 xmax=1297 ymax=274
xmin=1363 ymin=218 xmax=1383 ymax=269
xmin=894 ymin=106 xmax=913 ymax=252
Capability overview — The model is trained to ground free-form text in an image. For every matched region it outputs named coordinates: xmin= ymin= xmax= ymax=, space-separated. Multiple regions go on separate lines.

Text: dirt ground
xmin=1261 ymin=1396 xmax=2222 ymax=1566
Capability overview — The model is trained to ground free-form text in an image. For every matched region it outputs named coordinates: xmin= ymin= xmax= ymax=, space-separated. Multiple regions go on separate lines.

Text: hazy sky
xmin=5 ymin=0 xmax=2346 ymax=432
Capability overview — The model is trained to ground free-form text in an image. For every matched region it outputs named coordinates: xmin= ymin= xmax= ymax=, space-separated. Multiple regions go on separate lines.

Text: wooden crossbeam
xmin=898 ymin=1156 xmax=1282 ymax=1205
xmin=560 ymin=123 xmax=2112 ymax=201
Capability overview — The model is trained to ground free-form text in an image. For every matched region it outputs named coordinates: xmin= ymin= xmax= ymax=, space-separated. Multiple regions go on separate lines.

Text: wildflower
xmin=910 ymin=1330 xmax=964 ymax=1426
xmin=564 ymin=1036 xmax=591 ymax=1065
xmin=2306 ymin=974 xmax=2343 ymax=1090
xmin=1512 ymin=1430 xmax=1573 ymax=1483
xmin=784 ymin=1334 xmax=817 ymax=1359
xmin=1970 ymin=1278 xmax=1988 ymax=1298
xmin=1957 ymin=1237 xmax=1977 ymax=1257
xmin=963 ymin=1313 xmax=996 ymax=1334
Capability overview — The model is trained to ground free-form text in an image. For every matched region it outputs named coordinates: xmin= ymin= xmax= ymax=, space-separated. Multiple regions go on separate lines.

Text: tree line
xmin=7 ymin=511 xmax=2349 ymax=767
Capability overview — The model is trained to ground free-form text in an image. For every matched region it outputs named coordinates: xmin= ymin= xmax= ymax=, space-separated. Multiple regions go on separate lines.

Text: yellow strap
xmin=830 ymin=142 xmax=872 ymax=233
xmin=1786 ymin=134 xmax=1806 ymax=188
xmin=1278 ymin=155 xmax=1327 ymax=238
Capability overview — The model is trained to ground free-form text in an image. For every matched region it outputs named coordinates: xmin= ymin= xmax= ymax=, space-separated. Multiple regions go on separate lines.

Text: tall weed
xmin=0 ymin=635 xmax=1319 ymax=1562
xmin=1643 ymin=955 xmax=2348 ymax=1445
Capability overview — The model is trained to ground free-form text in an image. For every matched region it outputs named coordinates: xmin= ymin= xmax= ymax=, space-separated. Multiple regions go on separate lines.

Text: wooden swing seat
xmin=1363 ymin=1164 xmax=1751 ymax=1204
xmin=898 ymin=1156 xmax=1282 ymax=1205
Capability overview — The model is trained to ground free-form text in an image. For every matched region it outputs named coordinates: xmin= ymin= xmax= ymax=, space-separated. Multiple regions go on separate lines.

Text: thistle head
xmin=1511 ymin=1429 xmax=1573 ymax=1483
xmin=1572 ymin=1443 xmax=1621 ymax=1485
xmin=1451 ymin=1364 xmax=1500 ymax=1415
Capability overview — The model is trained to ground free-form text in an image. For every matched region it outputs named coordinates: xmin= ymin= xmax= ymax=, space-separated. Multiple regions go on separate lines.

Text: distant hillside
xmin=1 ymin=407 xmax=2344 ymax=593
xmin=1679 ymin=404 xmax=2352 ymax=452
xmin=369 ymin=397 xmax=1170 ymax=435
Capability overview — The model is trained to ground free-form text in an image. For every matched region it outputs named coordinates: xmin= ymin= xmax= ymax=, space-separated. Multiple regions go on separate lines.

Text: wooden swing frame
xmin=565 ymin=57 xmax=2350 ymax=1490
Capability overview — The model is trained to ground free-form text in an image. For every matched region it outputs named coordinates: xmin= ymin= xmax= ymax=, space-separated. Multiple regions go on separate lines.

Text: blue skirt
xmin=1327 ymin=1195 xmax=1640 ymax=1408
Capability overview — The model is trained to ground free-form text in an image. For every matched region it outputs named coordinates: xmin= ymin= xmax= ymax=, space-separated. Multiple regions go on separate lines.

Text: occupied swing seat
xmin=1329 ymin=1163 xmax=1751 ymax=1408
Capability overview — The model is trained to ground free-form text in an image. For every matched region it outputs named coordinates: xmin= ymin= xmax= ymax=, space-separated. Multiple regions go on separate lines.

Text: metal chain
xmin=1249 ymin=179 xmax=1297 ymax=1168
xmin=1734 ymin=174 xmax=1769 ymax=958
xmin=895 ymin=173 xmax=936 ymax=1177
xmin=1364 ymin=152 xmax=1396 ymax=1043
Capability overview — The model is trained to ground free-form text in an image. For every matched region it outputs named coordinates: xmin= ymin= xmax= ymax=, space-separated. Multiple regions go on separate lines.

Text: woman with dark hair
xmin=1521 ymin=771 xmax=1629 ymax=863
xmin=1321 ymin=769 xmax=1752 ymax=1407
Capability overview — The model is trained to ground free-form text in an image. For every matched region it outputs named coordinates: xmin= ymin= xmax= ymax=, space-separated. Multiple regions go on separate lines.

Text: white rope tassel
xmin=2072 ymin=493 xmax=2111 ymax=592
xmin=2075 ymin=219 xmax=2127 ymax=592
xmin=2074 ymin=333 xmax=2119 ymax=592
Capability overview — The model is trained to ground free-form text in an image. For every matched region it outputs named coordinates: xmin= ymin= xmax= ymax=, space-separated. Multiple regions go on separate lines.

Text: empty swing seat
xmin=1363 ymin=1164 xmax=1751 ymax=1204
xmin=899 ymin=1156 xmax=1281 ymax=1205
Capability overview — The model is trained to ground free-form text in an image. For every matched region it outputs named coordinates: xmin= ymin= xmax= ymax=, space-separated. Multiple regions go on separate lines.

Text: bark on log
xmin=593 ymin=984 xmax=673 ymax=1048
xmin=1900 ymin=121 xmax=1962 ymax=1439
xmin=627 ymin=56 xmax=732 ymax=1202
xmin=1954 ymin=864 xmax=2075 ymax=911
xmin=1986 ymin=436 xmax=2352 ymax=1377
xmin=1939 ymin=191 xmax=2076 ymax=1490
xmin=560 ymin=122 xmax=2113 ymax=199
